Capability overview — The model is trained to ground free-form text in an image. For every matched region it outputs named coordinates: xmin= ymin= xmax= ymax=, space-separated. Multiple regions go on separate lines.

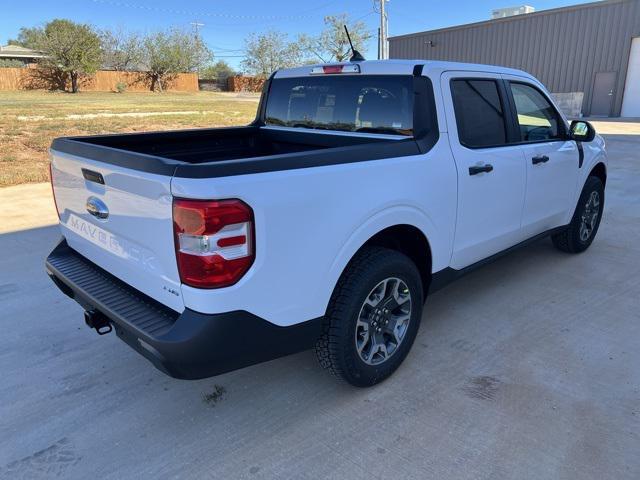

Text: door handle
xmin=532 ymin=155 xmax=550 ymax=165
xmin=469 ymin=164 xmax=493 ymax=175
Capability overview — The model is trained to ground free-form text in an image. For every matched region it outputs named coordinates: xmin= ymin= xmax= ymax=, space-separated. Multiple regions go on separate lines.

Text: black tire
xmin=315 ymin=246 xmax=424 ymax=387
xmin=552 ymin=175 xmax=604 ymax=253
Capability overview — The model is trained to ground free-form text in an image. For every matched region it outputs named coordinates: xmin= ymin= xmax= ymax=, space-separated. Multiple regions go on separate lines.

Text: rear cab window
xmin=265 ymin=75 xmax=415 ymax=136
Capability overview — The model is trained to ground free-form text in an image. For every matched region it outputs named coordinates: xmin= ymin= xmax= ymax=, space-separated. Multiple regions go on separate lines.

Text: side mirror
xmin=570 ymin=120 xmax=596 ymax=142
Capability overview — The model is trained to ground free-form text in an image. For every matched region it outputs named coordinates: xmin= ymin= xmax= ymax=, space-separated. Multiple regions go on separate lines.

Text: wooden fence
xmin=0 ymin=68 xmax=199 ymax=92
xmin=227 ymin=76 xmax=266 ymax=92
xmin=0 ymin=68 xmax=24 ymax=90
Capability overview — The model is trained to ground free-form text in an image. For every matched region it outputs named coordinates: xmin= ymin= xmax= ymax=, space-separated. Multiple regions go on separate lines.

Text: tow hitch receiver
xmin=84 ymin=310 xmax=113 ymax=335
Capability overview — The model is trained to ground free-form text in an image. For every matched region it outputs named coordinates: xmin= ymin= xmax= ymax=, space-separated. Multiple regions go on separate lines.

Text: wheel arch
xmin=325 ymin=217 xmax=436 ymax=307
xmin=589 ymin=162 xmax=607 ymax=186
xmin=356 ymin=225 xmax=433 ymax=297
xmin=317 ymin=205 xmax=445 ymax=320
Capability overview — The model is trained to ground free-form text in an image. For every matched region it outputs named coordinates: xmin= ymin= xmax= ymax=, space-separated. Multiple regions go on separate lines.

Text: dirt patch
xmin=463 ymin=376 xmax=501 ymax=401
xmin=203 ymin=384 xmax=227 ymax=406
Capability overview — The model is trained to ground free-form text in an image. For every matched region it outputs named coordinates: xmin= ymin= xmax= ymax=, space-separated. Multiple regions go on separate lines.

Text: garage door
xmin=621 ymin=37 xmax=640 ymax=117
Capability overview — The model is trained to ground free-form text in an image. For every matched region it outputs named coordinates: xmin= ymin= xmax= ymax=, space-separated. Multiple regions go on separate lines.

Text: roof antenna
xmin=344 ymin=25 xmax=366 ymax=62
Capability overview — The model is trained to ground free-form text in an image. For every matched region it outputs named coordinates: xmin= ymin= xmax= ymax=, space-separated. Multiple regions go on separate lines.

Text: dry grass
xmin=0 ymin=91 xmax=259 ymax=187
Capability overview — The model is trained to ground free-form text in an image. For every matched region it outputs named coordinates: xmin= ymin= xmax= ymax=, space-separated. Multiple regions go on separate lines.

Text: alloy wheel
xmin=355 ymin=277 xmax=412 ymax=365
xmin=579 ymin=190 xmax=600 ymax=242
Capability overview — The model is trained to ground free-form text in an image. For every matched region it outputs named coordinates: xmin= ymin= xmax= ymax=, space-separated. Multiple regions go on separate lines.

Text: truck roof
xmin=273 ymin=59 xmax=535 ymax=81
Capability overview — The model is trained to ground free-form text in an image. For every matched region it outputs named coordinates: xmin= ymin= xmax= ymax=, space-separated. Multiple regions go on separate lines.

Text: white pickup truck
xmin=46 ymin=60 xmax=607 ymax=387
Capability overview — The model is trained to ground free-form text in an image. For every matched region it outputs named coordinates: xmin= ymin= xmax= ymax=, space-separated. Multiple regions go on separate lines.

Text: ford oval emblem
xmin=86 ymin=196 xmax=109 ymax=220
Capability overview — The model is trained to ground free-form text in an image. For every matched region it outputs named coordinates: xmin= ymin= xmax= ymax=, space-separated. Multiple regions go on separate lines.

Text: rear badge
xmin=163 ymin=286 xmax=180 ymax=297
xmin=86 ymin=196 xmax=109 ymax=220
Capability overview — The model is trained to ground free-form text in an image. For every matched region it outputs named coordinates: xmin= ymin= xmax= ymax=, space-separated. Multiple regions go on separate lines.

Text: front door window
xmin=510 ymin=83 xmax=562 ymax=142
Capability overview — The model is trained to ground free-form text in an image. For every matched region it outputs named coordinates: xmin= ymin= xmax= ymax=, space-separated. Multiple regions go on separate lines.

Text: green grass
xmin=0 ymin=91 xmax=259 ymax=187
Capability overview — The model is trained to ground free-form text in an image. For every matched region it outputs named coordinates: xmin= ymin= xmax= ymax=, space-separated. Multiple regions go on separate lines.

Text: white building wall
xmin=621 ymin=37 xmax=640 ymax=118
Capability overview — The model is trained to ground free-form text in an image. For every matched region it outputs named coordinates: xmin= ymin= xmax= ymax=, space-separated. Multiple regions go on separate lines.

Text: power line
xmin=209 ymin=45 xmax=244 ymax=53
xmin=91 ymin=0 xmax=337 ymax=22
xmin=353 ymin=10 xmax=376 ymax=23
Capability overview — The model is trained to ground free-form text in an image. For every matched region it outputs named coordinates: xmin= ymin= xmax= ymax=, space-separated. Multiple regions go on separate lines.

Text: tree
xmin=142 ymin=29 xmax=211 ymax=91
xmin=7 ymin=27 xmax=42 ymax=49
xmin=241 ymin=31 xmax=302 ymax=76
xmin=100 ymin=28 xmax=143 ymax=71
xmin=28 ymin=19 xmax=102 ymax=93
xmin=199 ymin=60 xmax=236 ymax=80
xmin=299 ymin=14 xmax=372 ymax=63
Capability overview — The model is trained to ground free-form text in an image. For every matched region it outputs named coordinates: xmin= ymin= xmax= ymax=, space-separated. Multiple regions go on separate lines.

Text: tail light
xmin=173 ymin=198 xmax=255 ymax=289
xmin=49 ymin=162 xmax=61 ymax=220
xmin=310 ymin=64 xmax=361 ymax=74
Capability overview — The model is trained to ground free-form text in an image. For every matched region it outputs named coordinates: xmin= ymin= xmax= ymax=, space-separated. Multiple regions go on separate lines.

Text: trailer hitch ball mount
xmin=84 ymin=310 xmax=113 ymax=335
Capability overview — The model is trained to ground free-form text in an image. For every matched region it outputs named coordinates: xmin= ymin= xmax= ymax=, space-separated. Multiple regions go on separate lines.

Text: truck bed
xmin=51 ymin=126 xmax=424 ymax=178
xmin=74 ymin=126 xmax=334 ymax=163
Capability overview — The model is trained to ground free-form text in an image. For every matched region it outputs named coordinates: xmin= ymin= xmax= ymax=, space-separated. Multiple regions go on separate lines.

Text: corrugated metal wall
xmin=389 ymin=0 xmax=640 ymax=116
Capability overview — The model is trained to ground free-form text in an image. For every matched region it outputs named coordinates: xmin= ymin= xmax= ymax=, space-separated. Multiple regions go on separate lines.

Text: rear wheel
xmin=552 ymin=175 xmax=604 ymax=253
xmin=315 ymin=247 xmax=423 ymax=387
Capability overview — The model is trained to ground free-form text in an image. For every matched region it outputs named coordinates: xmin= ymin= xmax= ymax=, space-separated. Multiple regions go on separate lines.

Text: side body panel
xmin=171 ymin=137 xmax=458 ymax=327
xmin=578 ymin=134 xmax=608 ymax=197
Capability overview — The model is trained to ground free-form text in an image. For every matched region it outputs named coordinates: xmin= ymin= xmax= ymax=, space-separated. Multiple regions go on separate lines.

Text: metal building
xmin=492 ymin=5 xmax=535 ymax=19
xmin=389 ymin=0 xmax=640 ymax=117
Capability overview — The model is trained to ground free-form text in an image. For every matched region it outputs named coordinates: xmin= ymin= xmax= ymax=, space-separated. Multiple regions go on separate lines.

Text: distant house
xmin=0 ymin=45 xmax=47 ymax=65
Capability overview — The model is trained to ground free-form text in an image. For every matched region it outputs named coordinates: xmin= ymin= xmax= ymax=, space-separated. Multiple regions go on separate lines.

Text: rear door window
xmin=265 ymin=75 xmax=414 ymax=136
xmin=451 ymin=79 xmax=508 ymax=148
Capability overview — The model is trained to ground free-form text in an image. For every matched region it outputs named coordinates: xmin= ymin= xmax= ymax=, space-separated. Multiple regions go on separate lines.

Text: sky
xmin=0 ymin=0 xmax=593 ymax=69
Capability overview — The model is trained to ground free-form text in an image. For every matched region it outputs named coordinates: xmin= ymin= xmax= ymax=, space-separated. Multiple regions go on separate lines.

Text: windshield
xmin=264 ymin=75 xmax=414 ymax=136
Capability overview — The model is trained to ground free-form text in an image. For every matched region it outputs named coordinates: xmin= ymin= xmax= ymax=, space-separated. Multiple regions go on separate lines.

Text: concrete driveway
xmin=1 ymin=134 xmax=639 ymax=480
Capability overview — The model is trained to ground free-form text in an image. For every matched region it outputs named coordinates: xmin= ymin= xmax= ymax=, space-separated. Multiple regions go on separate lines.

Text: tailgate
xmin=50 ymin=150 xmax=184 ymax=312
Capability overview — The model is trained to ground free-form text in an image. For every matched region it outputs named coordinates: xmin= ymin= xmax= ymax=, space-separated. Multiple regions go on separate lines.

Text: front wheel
xmin=552 ymin=175 xmax=604 ymax=253
xmin=315 ymin=247 xmax=423 ymax=387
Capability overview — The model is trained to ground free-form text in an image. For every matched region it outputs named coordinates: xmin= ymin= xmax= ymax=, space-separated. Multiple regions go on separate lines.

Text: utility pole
xmin=379 ymin=0 xmax=388 ymax=59
xmin=190 ymin=21 xmax=205 ymax=39
xmin=190 ymin=21 xmax=205 ymax=76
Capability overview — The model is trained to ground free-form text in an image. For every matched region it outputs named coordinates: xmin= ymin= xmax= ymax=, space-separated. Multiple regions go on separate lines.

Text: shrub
xmin=199 ymin=60 xmax=236 ymax=81
xmin=0 ymin=59 xmax=25 ymax=68
xmin=115 ymin=81 xmax=127 ymax=93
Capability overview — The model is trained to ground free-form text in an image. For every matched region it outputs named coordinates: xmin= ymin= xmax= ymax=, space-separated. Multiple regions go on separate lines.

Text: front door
xmin=442 ymin=72 xmax=527 ymax=269
xmin=503 ymin=78 xmax=580 ymax=236
xmin=590 ymin=72 xmax=617 ymax=117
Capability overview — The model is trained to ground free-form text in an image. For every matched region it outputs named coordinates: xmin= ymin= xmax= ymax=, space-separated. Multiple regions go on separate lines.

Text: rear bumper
xmin=45 ymin=240 xmax=322 ymax=380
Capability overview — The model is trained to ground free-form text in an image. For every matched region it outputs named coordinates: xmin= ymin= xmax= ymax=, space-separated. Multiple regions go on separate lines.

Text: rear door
xmin=442 ymin=72 xmax=527 ymax=269
xmin=503 ymin=77 xmax=580 ymax=237
xmin=50 ymin=151 xmax=184 ymax=312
